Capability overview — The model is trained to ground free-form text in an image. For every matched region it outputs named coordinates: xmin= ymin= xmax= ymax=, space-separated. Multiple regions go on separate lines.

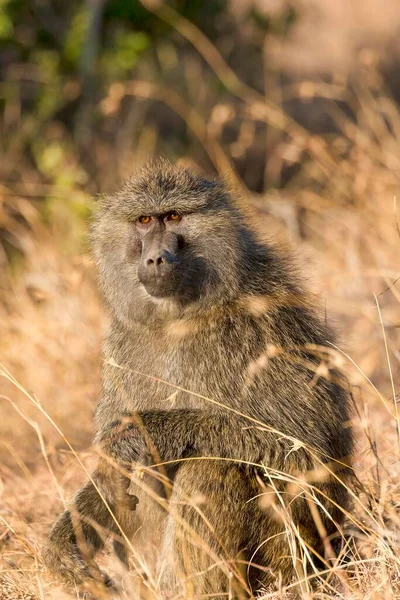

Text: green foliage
xmin=101 ymin=30 xmax=149 ymax=77
xmin=104 ymin=0 xmax=156 ymax=30
xmin=0 ymin=0 xmax=13 ymax=39
xmin=32 ymin=50 xmax=62 ymax=117
xmin=0 ymin=0 xmax=299 ymax=260
xmin=33 ymin=136 xmax=92 ymax=246
xmin=63 ymin=5 xmax=90 ymax=69
xmin=104 ymin=0 xmax=227 ymax=36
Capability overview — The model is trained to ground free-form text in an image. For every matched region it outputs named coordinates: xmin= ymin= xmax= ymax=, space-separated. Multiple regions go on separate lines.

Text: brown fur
xmin=43 ymin=159 xmax=353 ymax=598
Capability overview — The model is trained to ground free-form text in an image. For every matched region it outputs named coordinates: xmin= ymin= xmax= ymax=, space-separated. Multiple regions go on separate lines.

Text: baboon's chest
xmin=112 ymin=321 xmax=263 ymax=411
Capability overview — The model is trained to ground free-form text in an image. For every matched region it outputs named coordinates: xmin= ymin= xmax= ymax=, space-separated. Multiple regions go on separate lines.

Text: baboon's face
xmin=91 ymin=163 xmax=245 ymax=324
xmin=131 ymin=210 xmax=208 ymax=301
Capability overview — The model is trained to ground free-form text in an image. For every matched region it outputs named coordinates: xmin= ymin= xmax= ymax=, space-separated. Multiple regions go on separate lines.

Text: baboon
xmin=44 ymin=159 xmax=353 ymax=598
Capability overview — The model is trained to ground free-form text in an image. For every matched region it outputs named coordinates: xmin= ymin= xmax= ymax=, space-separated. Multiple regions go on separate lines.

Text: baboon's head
xmin=91 ymin=159 xmax=275 ymax=326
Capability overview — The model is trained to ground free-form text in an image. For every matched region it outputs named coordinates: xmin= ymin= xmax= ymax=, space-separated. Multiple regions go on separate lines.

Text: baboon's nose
xmin=138 ymin=250 xmax=179 ymax=297
xmin=140 ymin=251 xmax=177 ymax=286
xmin=144 ymin=250 xmax=177 ymax=272
xmin=146 ymin=255 xmax=165 ymax=267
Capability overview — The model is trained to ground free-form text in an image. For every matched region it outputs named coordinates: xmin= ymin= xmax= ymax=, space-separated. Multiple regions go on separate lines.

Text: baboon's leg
xmin=245 ymin=503 xmax=297 ymax=593
xmin=160 ymin=462 xmax=255 ymax=600
xmin=113 ymin=535 xmax=129 ymax=568
xmin=110 ymin=466 xmax=172 ymax=582
xmin=245 ymin=480 xmax=343 ymax=594
xmin=161 ymin=464 xmax=320 ymax=598
xmin=45 ymin=464 xmax=167 ymax=587
xmin=44 ymin=472 xmax=125 ymax=586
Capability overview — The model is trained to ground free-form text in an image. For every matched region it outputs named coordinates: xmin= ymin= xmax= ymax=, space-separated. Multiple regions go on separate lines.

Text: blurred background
xmin=1 ymin=1 xmax=400 ymax=597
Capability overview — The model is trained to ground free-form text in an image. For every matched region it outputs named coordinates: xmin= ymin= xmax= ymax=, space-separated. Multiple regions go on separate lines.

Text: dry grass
xmin=1 ymin=150 xmax=400 ymax=598
xmin=1 ymin=5 xmax=400 ymax=598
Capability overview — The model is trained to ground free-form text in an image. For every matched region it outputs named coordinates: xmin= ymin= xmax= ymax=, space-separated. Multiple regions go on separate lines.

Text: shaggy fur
xmin=44 ymin=159 xmax=353 ymax=598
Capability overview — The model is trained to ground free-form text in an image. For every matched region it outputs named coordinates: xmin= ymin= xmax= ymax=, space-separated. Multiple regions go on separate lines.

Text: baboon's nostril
xmin=146 ymin=256 xmax=165 ymax=267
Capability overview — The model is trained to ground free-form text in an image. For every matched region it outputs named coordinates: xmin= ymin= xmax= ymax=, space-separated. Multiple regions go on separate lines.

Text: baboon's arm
xmin=100 ymin=409 xmax=313 ymax=471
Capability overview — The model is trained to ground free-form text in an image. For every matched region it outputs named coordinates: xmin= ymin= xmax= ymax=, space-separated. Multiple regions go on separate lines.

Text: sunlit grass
xmin=1 ymin=5 xmax=400 ymax=597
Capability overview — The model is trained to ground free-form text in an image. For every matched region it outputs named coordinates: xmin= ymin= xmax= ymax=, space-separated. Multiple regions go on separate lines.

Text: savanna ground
xmin=1 ymin=1 xmax=400 ymax=598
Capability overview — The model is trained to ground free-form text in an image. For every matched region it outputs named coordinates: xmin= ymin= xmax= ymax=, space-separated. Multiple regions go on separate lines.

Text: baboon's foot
xmin=43 ymin=541 xmax=117 ymax=596
xmin=81 ymin=571 xmax=120 ymax=599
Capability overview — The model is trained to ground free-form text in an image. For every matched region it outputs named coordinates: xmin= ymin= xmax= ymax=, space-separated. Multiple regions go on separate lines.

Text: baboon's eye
xmin=167 ymin=212 xmax=182 ymax=222
xmin=138 ymin=215 xmax=151 ymax=224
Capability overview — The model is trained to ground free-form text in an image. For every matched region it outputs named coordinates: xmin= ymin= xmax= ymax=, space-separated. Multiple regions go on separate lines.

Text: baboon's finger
xmin=121 ymin=491 xmax=139 ymax=511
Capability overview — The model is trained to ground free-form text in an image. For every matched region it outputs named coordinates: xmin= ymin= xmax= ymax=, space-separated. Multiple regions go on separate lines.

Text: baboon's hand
xmin=101 ymin=415 xmax=154 ymax=466
xmin=116 ymin=474 xmax=140 ymax=511
xmin=101 ymin=423 xmax=148 ymax=512
xmin=122 ymin=490 xmax=139 ymax=511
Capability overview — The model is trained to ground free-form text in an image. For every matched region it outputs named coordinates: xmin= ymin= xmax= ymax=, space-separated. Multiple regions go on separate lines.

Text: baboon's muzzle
xmin=138 ymin=230 xmax=181 ymax=297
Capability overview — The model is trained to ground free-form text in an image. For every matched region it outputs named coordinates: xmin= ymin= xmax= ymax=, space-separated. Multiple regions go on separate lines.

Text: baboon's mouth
xmin=141 ymin=276 xmax=203 ymax=304
xmin=140 ymin=278 xmax=181 ymax=299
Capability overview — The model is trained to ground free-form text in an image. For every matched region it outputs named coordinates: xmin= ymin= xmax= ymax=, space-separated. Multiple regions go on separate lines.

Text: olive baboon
xmin=44 ymin=160 xmax=353 ymax=598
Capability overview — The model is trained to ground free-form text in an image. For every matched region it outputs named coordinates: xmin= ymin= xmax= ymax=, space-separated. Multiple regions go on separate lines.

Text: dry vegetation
xmin=1 ymin=1 xmax=400 ymax=598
